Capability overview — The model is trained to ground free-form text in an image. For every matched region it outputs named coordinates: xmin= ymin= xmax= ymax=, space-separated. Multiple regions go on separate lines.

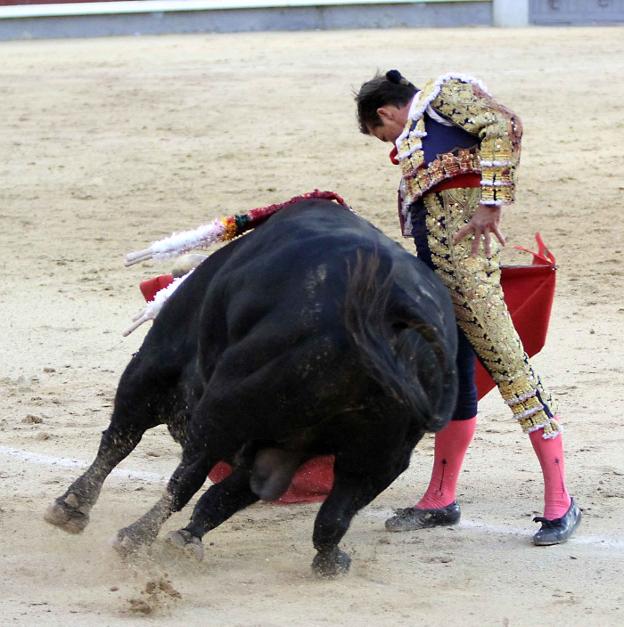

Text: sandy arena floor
xmin=1 ymin=25 xmax=623 ymax=626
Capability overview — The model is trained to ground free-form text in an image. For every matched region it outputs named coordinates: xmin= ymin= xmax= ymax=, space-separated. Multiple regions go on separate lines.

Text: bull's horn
xmin=125 ymin=249 xmax=154 ymax=267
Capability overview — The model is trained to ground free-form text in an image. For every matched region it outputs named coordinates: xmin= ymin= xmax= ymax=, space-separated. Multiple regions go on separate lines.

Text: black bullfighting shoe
xmin=533 ymin=498 xmax=582 ymax=546
xmin=385 ymin=502 xmax=461 ymax=532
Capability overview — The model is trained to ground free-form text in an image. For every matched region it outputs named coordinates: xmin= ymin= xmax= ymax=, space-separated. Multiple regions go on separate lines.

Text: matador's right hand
xmin=453 ymin=203 xmax=506 ymax=257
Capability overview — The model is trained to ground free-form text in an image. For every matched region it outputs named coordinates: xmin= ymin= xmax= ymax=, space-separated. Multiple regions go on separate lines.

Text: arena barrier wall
xmin=0 ymin=0 xmax=492 ymax=40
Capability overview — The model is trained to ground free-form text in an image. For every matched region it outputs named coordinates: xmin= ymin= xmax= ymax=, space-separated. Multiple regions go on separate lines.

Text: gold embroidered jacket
xmin=395 ymin=73 xmax=523 ymax=235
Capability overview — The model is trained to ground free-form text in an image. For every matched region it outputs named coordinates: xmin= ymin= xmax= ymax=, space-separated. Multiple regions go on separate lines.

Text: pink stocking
xmin=416 ymin=417 xmax=477 ymax=510
xmin=529 ymin=423 xmax=571 ymax=520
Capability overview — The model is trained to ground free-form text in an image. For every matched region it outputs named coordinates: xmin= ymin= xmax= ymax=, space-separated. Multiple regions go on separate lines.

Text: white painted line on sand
xmin=0 ymin=445 xmax=168 ymax=483
xmin=461 ymin=519 xmax=624 ymax=550
xmin=3 ymin=444 xmax=623 ymax=551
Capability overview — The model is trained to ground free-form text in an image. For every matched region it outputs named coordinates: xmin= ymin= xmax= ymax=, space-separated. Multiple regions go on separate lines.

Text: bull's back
xmin=188 ymin=200 xmax=455 ymax=436
xmin=199 ymin=201 xmax=397 ymax=352
xmin=139 ymin=199 xmax=453 ymax=382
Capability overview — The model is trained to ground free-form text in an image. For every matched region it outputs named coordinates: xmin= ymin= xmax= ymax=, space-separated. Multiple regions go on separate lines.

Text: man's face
xmin=368 ymin=104 xmax=410 ymax=143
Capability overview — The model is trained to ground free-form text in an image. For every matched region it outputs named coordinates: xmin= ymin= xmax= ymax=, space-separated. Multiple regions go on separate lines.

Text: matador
xmin=355 ymin=69 xmax=581 ymax=545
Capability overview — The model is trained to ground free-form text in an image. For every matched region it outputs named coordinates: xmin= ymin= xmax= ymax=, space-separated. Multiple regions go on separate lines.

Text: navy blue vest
xmin=421 ymin=111 xmax=478 ymax=165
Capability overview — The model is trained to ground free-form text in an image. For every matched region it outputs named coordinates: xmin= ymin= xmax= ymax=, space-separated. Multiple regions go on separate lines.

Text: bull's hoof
xmin=166 ymin=529 xmax=205 ymax=561
xmin=44 ymin=495 xmax=90 ymax=534
xmin=311 ymin=548 xmax=351 ymax=578
xmin=112 ymin=526 xmax=151 ymax=557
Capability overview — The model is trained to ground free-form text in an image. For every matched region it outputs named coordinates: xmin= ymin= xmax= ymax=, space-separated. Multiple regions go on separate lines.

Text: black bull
xmin=45 ymin=199 xmax=458 ymax=577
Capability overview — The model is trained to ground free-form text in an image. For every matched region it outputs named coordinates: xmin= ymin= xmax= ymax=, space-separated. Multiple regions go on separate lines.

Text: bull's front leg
xmin=311 ymin=453 xmax=410 ymax=578
xmin=44 ymin=424 xmax=145 ymax=534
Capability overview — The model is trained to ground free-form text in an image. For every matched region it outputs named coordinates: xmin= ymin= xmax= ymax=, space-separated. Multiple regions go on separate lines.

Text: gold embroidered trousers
xmin=421 ymin=187 xmax=561 ymax=437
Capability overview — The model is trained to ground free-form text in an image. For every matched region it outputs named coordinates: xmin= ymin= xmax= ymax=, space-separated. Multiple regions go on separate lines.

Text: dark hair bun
xmin=385 ymin=69 xmax=404 ymax=84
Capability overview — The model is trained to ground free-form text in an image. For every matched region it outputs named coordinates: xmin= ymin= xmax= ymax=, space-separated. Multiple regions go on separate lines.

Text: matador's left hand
xmin=453 ymin=203 xmax=506 ymax=257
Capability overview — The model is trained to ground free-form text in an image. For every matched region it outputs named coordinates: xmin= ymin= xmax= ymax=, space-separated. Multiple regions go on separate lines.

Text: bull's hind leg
xmin=166 ymin=466 xmax=260 ymax=560
xmin=311 ymin=448 xmax=412 ymax=578
xmin=44 ymin=421 xmax=147 ymax=534
xmin=113 ymin=442 xmax=214 ymax=555
xmin=112 ymin=404 xmax=237 ymax=555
